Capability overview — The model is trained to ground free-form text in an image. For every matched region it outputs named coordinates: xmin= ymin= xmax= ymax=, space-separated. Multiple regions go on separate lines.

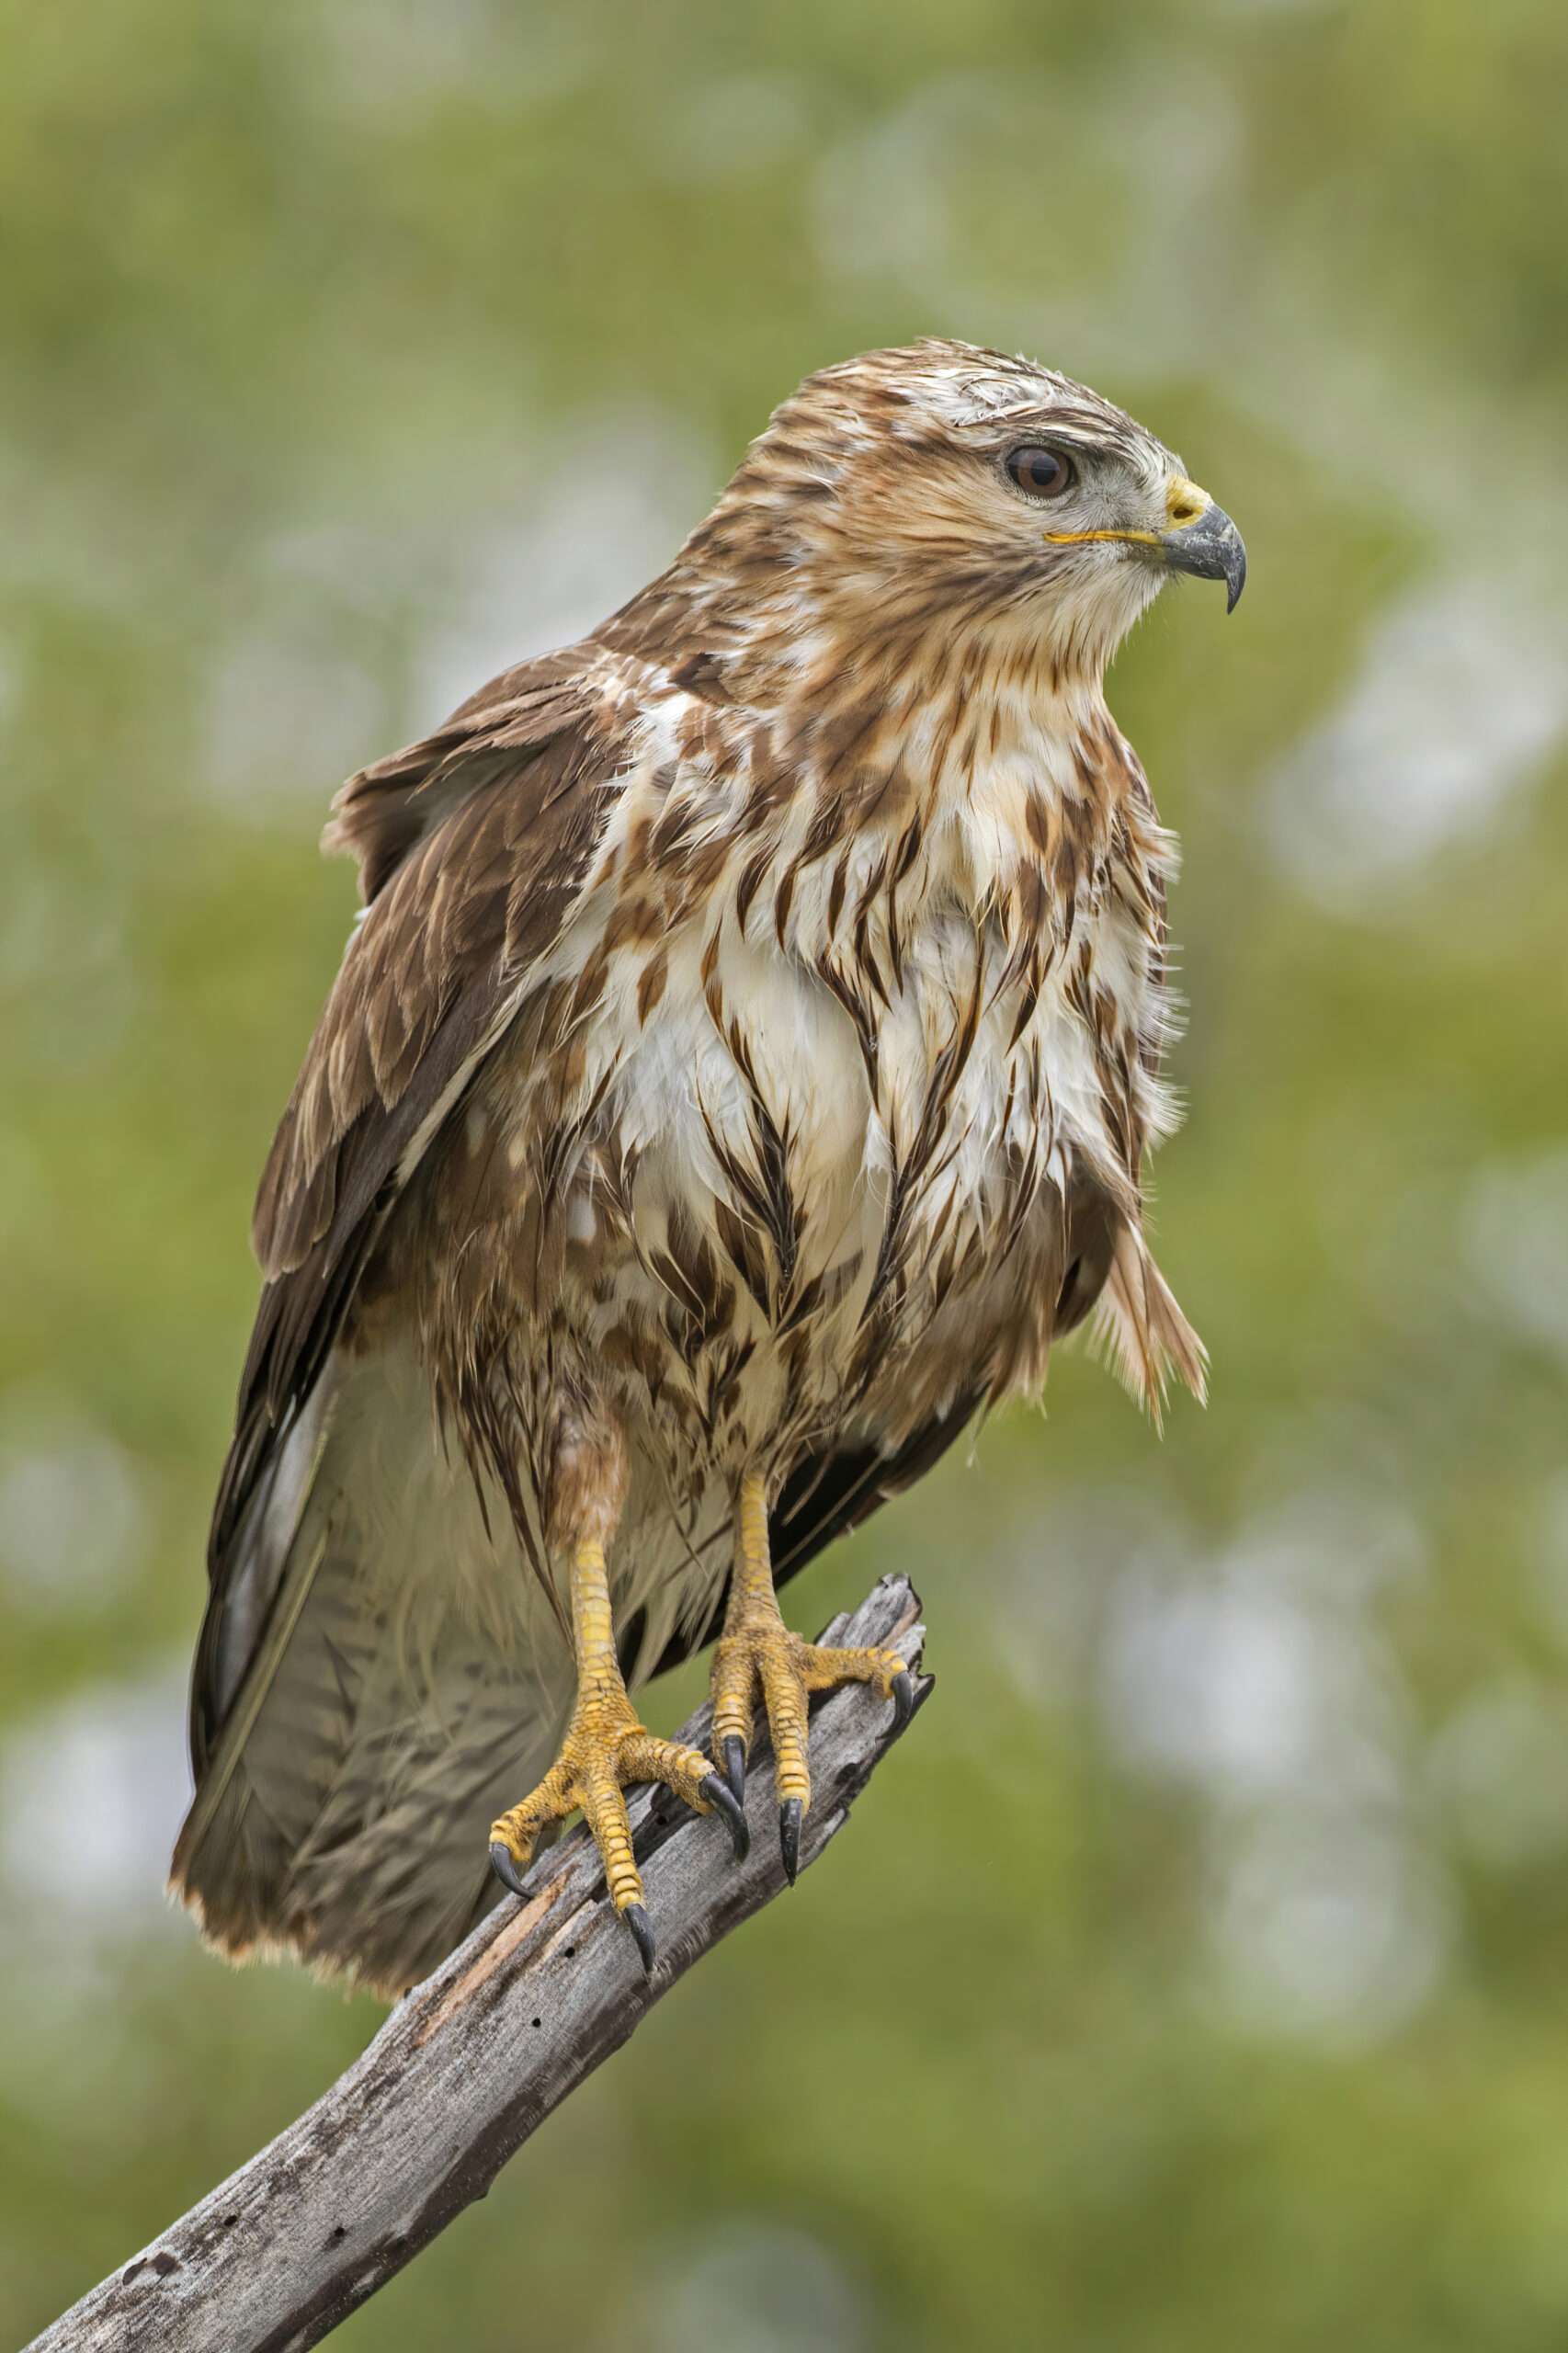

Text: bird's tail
xmin=171 ymin=1348 xmax=572 ymax=1998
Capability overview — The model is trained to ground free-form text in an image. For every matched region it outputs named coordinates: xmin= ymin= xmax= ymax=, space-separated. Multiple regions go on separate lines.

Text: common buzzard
xmin=172 ymin=340 xmax=1244 ymax=1991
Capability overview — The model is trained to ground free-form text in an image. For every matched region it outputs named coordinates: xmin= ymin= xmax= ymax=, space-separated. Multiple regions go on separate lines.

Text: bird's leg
xmin=489 ymin=1489 xmax=746 ymax=1972
xmin=710 ymin=1468 xmax=914 ymax=1880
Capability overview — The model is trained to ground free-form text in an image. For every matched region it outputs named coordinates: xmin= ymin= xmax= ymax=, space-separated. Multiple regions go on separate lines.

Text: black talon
xmin=489 ymin=1840 xmax=528 ymax=1900
xmin=779 ymin=1797 xmax=803 ymax=1886
xmin=722 ymin=1733 xmax=748 ymax=1806
xmin=891 ymin=1669 xmax=915 ymax=1733
xmin=700 ymin=1771 xmax=751 ymax=1863
xmin=623 ymin=1902 xmax=656 ymax=1975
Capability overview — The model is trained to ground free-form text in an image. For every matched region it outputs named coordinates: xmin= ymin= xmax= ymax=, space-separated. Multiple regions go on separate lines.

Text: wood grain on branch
xmin=30 ymin=1574 xmax=929 ymax=2353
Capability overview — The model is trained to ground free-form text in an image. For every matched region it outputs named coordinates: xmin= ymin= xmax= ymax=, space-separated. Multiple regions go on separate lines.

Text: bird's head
xmin=640 ymin=339 xmax=1244 ymax=706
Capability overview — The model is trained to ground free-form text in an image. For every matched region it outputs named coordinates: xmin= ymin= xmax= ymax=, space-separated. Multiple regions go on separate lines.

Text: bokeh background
xmin=5 ymin=2 xmax=1568 ymax=2345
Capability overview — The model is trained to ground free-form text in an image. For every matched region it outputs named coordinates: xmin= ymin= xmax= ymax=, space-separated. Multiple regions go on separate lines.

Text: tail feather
xmin=171 ymin=1344 xmax=572 ymax=1997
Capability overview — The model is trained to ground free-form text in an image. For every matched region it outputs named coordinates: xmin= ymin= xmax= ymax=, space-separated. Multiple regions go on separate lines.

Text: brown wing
xmin=192 ymin=640 xmax=642 ymax=1773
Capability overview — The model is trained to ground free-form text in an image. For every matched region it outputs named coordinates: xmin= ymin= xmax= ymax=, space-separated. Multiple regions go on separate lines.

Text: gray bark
xmin=28 ymin=1574 xmax=928 ymax=2353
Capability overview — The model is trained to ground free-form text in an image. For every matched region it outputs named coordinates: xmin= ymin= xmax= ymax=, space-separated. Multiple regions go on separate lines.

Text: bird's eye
xmin=1005 ymin=445 xmax=1074 ymax=500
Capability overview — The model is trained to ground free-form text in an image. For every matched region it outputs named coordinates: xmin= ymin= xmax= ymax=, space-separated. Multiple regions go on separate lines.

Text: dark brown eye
xmin=1006 ymin=445 xmax=1074 ymax=499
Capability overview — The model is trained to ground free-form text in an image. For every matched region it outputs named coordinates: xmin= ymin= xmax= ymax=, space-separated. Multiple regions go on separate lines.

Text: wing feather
xmin=192 ymin=642 xmax=644 ymax=1772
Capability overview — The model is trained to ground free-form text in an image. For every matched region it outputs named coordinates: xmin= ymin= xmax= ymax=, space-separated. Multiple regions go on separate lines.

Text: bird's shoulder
xmin=251 ymin=638 xmax=668 ymax=1285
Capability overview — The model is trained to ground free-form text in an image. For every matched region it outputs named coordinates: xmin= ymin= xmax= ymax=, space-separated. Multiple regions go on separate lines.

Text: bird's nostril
xmin=1165 ymin=477 xmax=1208 ymax=528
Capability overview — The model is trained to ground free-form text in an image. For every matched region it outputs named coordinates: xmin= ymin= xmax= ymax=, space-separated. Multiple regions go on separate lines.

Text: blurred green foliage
xmin=4 ymin=1 xmax=1568 ymax=2346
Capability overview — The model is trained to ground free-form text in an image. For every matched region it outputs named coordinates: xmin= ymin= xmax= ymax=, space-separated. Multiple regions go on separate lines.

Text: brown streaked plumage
xmin=172 ymin=339 xmax=1244 ymax=1994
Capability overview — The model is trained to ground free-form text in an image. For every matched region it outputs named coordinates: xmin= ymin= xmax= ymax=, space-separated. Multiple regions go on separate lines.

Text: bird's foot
xmin=488 ymin=1696 xmax=746 ymax=1972
xmin=710 ymin=1619 xmax=914 ymax=1881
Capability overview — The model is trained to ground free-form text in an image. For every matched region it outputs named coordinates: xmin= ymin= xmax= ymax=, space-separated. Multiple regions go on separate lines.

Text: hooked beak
xmin=1043 ymin=474 xmax=1247 ymax=613
xmin=1160 ymin=493 xmax=1247 ymax=614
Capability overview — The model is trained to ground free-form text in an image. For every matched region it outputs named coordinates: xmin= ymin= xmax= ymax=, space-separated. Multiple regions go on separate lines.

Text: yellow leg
xmin=489 ymin=1532 xmax=747 ymax=1971
xmin=710 ymin=1470 xmax=914 ymax=1880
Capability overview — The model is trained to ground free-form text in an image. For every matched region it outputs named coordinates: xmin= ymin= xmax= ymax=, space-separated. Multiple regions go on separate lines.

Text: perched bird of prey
xmin=172 ymin=339 xmax=1244 ymax=1993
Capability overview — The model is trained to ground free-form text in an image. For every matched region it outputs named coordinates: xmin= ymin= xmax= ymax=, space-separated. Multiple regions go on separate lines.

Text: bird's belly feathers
xmin=578 ymin=897 xmax=1130 ymax=1468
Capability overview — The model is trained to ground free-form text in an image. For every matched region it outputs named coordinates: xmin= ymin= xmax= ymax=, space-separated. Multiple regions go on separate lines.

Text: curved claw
xmin=778 ymin=1796 xmax=803 ymax=1886
xmin=721 ymin=1733 xmax=748 ymax=1806
xmin=890 ymin=1668 xmax=915 ymax=1733
xmin=622 ymin=1901 xmax=656 ymax=1975
xmin=700 ymin=1770 xmax=751 ymax=1863
xmin=489 ymin=1839 xmax=528 ymax=1900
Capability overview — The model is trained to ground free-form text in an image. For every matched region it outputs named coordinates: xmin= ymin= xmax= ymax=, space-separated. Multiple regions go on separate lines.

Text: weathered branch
xmin=29 ymin=1574 xmax=929 ymax=2353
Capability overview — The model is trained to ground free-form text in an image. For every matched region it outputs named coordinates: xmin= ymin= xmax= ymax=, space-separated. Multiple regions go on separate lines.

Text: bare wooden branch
xmin=29 ymin=1574 xmax=929 ymax=2353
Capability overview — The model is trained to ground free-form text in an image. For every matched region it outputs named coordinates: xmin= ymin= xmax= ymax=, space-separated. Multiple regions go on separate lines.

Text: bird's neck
xmin=604 ymin=561 xmax=1119 ymax=743
xmin=764 ymin=626 xmax=1136 ymax=862
xmin=606 ymin=578 xmax=1152 ymax=923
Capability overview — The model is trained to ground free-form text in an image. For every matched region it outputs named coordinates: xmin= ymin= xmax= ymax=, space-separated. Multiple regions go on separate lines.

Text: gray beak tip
xmin=1162 ymin=501 xmax=1247 ymax=613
